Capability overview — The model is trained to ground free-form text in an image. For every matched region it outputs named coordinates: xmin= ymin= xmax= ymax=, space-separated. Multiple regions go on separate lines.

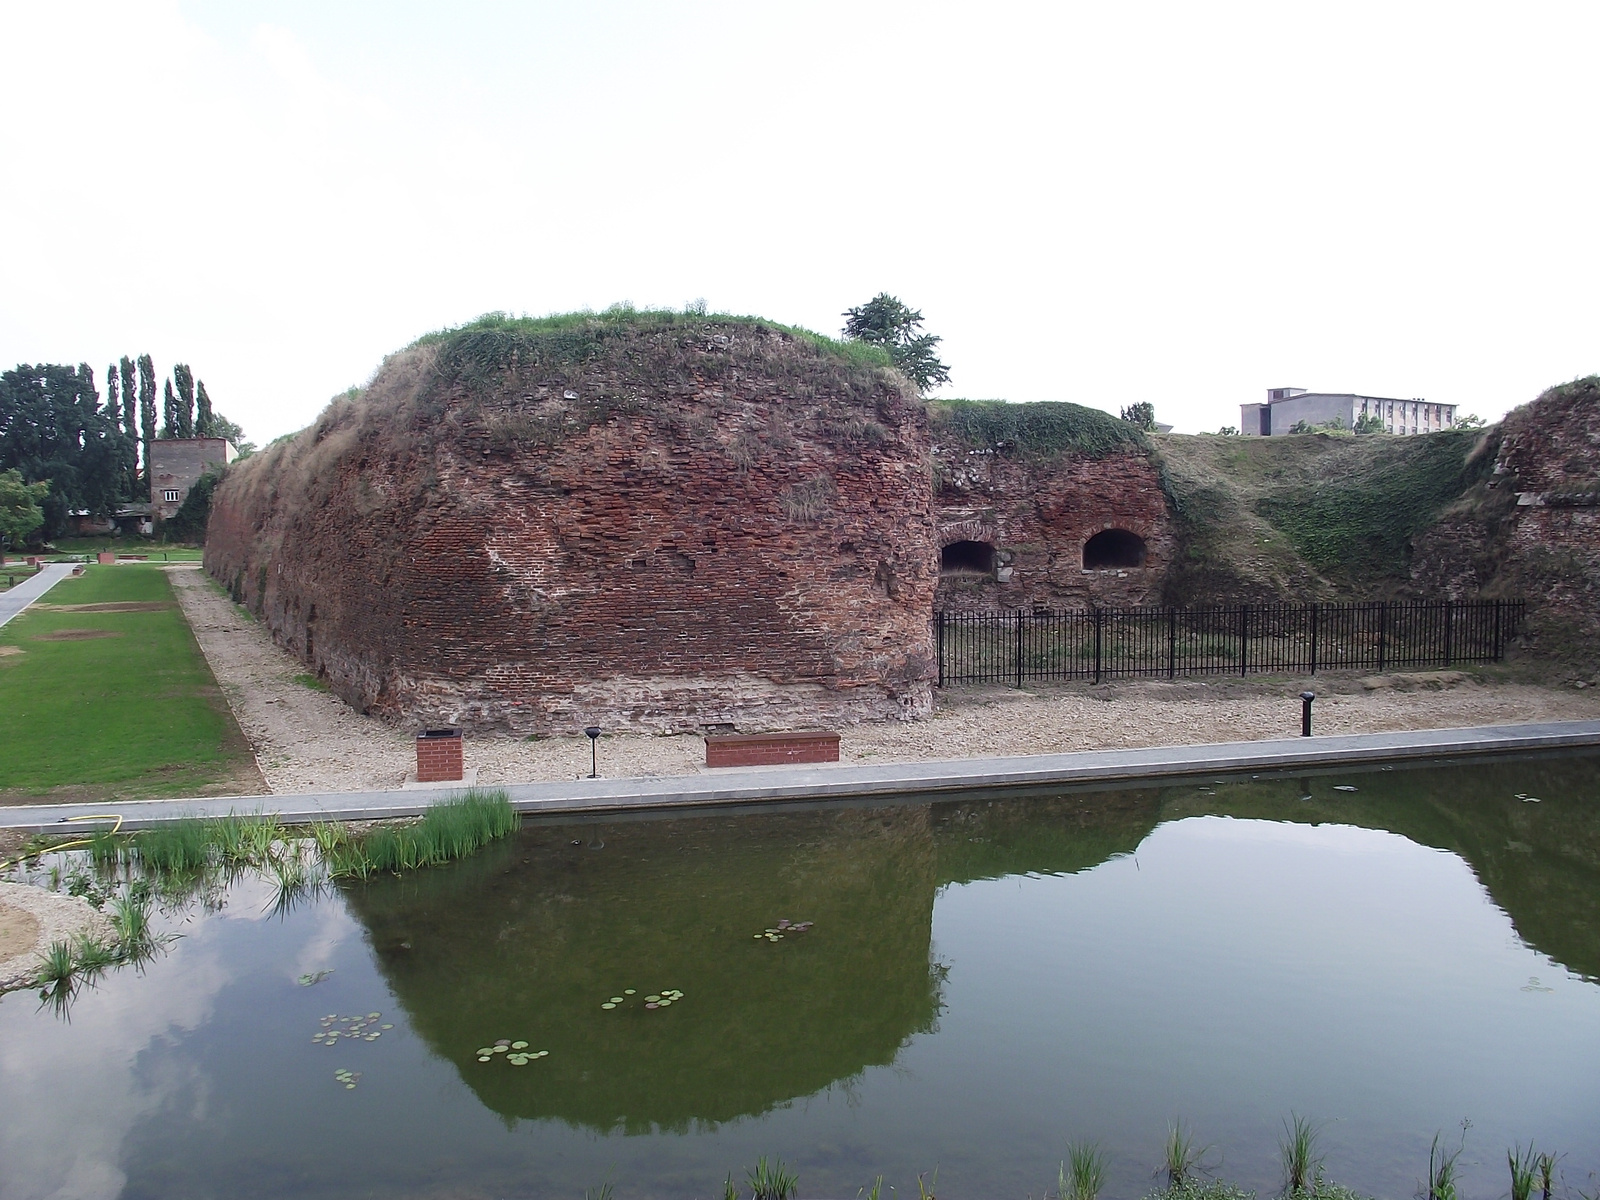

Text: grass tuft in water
xmin=35 ymin=939 xmax=76 ymax=986
xmin=130 ymin=819 xmax=213 ymax=871
xmin=1280 ymin=1113 xmax=1324 ymax=1196
xmin=325 ymin=790 xmax=518 ymax=878
xmin=1508 ymin=1144 xmax=1540 ymax=1200
xmin=1164 ymin=1122 xmax=1211 ymax=1188
xmin=1427 ymin=1127 xmax=1468 ymax=1200
xmin=746 ymin=1156 xmax=799 ymax=1200
xmin=1061 ymin=1142 xmax=1107 ymax=1200
xmin=582 ymin=1184 xmax=613 ymax=1200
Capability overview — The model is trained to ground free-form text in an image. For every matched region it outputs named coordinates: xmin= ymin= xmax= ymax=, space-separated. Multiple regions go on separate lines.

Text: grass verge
xmin=0 ymin=564 xmax=260 ymax=800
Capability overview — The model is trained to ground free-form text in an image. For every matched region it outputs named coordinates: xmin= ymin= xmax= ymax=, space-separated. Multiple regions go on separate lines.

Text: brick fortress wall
xmin=1410 ymin=378 xmax=1600 ymax=666
xmin=206 ymin=321 xmax=939 ymax=735
xmin=932 ymin=445 xmax=1175 ymax=613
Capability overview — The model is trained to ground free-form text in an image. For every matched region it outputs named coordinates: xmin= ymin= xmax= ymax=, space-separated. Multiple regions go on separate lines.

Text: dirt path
xmin=167 ymin=565 xmax=1600 ymax=794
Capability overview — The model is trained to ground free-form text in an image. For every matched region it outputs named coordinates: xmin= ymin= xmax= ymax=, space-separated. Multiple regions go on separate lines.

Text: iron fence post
xmin=1015 ymin=609 xmax=1024 ymax=690
xmin=1309 ymin=602 xmax=1319 ymax=674
xmin=1443 ymin=600 xmax=1453 ymax=667
xmin=1239 ymin=603 xmax=1249 ymax=676
xmin=936 ymin=611 xmax=944 ymax=688
xmin=1093 ymin=607 xmax=1103 ymax=684
xmin=1167 ymin=606 xmax=1176 ymax=679
xmin=1377 ymin=601 xmax=1387 ymax=672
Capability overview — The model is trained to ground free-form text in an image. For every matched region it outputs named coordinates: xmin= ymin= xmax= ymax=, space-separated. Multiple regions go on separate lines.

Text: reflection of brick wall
xmin=933 ymin=448 xmax=1174 ymax=613
xmin=149 ymin=438 xmax=235 ymax=519
xmin=205 ymin=329 xmax=939 ymax=736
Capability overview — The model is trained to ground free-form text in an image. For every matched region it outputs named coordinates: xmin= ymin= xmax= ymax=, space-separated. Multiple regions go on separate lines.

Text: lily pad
xmin=512 ymin=1040 xmax=529 ymax=1050
xmin=623 ymin=989 xmax=636 ymax=995
xmin=610 ymin=997 xmax=624 ymax=1004
xmin=477 ymin=1056 xmax=492 ymax=1063
xmin=601 ymin=1003 xmax=616 ymax=1010
xmin=646 ymin=995 xmax=661 ymax=1003
xmin=494 ymin=1039 xmax=511 ymax=1047
xmin=644 ymin=1002 xmax=658 ymax=1009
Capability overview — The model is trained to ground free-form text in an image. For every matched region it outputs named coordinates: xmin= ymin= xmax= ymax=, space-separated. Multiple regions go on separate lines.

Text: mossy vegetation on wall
xmin=928 ymin=399 xmax=1148 ymax=460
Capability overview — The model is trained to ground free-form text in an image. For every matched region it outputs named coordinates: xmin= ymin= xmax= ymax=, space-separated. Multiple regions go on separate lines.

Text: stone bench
xmin=705 ymin=731 xmax=840 ymax=769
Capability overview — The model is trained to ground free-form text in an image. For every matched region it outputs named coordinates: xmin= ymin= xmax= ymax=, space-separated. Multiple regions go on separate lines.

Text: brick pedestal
xmin=705 ymin=731 xmax=840 ymax=768
xmin=416 ymin=728 xmax=464 ymax=783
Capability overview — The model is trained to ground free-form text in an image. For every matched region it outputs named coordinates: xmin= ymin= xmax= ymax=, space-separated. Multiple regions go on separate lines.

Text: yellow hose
xmin=1 ymin=813 xmax=124 ymax=868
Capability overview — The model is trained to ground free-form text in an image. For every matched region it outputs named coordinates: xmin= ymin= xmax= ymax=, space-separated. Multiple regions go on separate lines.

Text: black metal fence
xmin=935 ymin=600 xmax=1525 ymax=688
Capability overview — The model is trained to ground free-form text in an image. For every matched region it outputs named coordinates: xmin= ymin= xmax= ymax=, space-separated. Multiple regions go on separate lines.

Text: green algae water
xmin=2 ymin=752 xmax=1598 ymax=1199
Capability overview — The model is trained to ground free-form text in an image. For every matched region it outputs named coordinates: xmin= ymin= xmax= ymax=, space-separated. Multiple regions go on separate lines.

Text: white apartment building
xmin=1241 ymin=388 xmax=1456 ymax=436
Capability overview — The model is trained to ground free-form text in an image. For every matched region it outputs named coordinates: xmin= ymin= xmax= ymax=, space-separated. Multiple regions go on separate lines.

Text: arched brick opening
xmin=1083 ymin=528 xmax=1146 ymax=569
xmin=940 ymin=539 xmax=995 ymax=575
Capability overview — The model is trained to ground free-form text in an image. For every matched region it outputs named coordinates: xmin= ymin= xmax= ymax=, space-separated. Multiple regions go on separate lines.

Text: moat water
xmin=2 ymin=753 xmax=1598 ymax=1199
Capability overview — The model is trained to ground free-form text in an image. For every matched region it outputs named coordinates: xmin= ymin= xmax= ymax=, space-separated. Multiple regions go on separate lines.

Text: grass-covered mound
xmin=929 ymin=398 xmax=1149 ymax=460
xmin=1155 ymin=428 xmax=1494 ymax=602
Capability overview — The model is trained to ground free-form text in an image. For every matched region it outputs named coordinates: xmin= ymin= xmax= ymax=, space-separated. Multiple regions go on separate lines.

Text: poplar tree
xmin=163 ymin=379 xmax=178 ymax=439
xmin=172 ymin=363 xmax=195 ymax=438
xmin=195 ymin=379 xmax=214 ymax=438
xmin=137 ymin=355 xmax=157 ymax=484
xmin=119 ymin=356 xmax=138 ymax=489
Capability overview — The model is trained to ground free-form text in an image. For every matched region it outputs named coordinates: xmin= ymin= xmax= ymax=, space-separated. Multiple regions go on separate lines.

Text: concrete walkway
xmin=0 ymin=563 xmax=75 ymax=630
xmin=2 ymin=719 xmax=1596 ymax=832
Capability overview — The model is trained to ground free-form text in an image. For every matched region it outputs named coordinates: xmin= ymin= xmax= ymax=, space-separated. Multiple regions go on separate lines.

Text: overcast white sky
xmin=3 ymin=1 xmax=1597 ymax=442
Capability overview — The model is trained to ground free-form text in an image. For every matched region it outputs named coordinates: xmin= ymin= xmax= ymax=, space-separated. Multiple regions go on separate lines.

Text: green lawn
xmin=0 ymin=565 xmax=261 ymax=801
xmin=40 ymin=537 xmax=204 ymax=561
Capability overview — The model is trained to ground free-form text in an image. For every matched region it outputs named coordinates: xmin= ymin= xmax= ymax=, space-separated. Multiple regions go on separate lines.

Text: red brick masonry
xmin=416 ymin=729 xmax=464 ymax=783
xmin=705 ymin=731 xmax=840 ymax=768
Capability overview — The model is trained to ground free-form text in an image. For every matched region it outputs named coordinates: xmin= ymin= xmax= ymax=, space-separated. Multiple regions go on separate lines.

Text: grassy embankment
xmin=1154 ymin=428 xmax=1494 ymax=603
xmin=0 ymin=564 xmax=260 ymax=801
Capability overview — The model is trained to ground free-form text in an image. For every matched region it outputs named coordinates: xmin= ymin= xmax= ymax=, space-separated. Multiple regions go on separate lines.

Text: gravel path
xmin=168 ymin=566 xmax=1600 ymax=793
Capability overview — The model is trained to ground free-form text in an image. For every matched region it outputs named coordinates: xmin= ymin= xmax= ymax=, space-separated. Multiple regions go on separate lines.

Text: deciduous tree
xmin=0 ymin=467 xmax=49 ymax=549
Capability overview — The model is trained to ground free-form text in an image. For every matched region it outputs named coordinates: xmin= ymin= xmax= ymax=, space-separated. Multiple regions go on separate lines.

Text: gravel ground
xmin=168 ymin=566 xmax=1600 ymax=794
xmin=0 ymin=881 xmax=114 ymax=991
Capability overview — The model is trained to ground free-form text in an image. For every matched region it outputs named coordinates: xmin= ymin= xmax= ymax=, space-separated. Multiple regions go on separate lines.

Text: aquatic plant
xmin=1280 ymin=1113 xmax=1324 ymax=1195
xmin=1536 ymin=1151 xmax=1556 ymax=1200
xmin=1061 ymin=1142 xmax=1107 ymax=1200
xmin=106 ymin=892 xmax=153 ymax=948
xmin=1165 ymin=1122 xmax=1211 ymax=1188
xmin=35 ymin=939 xmax=76 ymax=986
xmin=130 ymin=818 xmax=214 ymax=872
xmin=723 ymin=1174 xmax=740 ymax=1200
xmin=583 ymin=1184 xmax=614 ymax=1200
xmin=915 ymin=1167 xmax=938 ymax=1200
xmin=746 ymin=1156 xmax=799 ymax=1200
xmin=1427 ymin=1128 xmax=1467 ymax=1200
xmin=1508 ymin=1144 xmax=1545 ymax=1200
xmin=858 ymin=1176 xmax=884 ymax=1200
xmin=325 ymin=790 xmax=518 ymax=878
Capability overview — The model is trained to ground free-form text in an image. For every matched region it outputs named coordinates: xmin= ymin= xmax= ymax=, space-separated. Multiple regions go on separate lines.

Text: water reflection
xmin=345 ymin=754 xmax=1600 ymax=1137
xmin=346 ymin=806 xmax=945 ymax=1131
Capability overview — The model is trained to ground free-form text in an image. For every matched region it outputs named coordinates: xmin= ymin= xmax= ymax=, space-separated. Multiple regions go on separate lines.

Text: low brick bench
xmin=705 ymin=731 xmax=840 ymax=768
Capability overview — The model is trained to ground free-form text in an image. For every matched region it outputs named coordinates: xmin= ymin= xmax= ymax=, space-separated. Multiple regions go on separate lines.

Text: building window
xmin=163 ymin=489 xmax=180 ymax=503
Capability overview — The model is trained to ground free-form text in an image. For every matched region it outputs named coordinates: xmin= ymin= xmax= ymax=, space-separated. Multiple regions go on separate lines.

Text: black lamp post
xmin=1300 ymin=691 xmax=1315 ymax=737
xmin=584 ymin=726 xmax=601 ymax=778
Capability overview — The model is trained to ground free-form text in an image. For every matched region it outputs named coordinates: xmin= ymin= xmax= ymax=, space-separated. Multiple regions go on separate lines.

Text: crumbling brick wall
xmin=932 ymin=446 xmax=1174 ymax=613
xmin=206 ymin=320 xmax=939 ymax=734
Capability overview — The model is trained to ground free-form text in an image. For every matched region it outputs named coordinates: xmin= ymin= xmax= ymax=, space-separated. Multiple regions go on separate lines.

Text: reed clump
xmin=323 ymin=790 xmax=518 ymax=879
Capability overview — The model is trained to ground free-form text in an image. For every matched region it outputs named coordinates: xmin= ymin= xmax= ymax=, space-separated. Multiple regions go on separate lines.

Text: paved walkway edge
xmin=3 ymin=719 xmax=1598 ymax=831
xmin=0 ymin=562 xmax=75 ymax=630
